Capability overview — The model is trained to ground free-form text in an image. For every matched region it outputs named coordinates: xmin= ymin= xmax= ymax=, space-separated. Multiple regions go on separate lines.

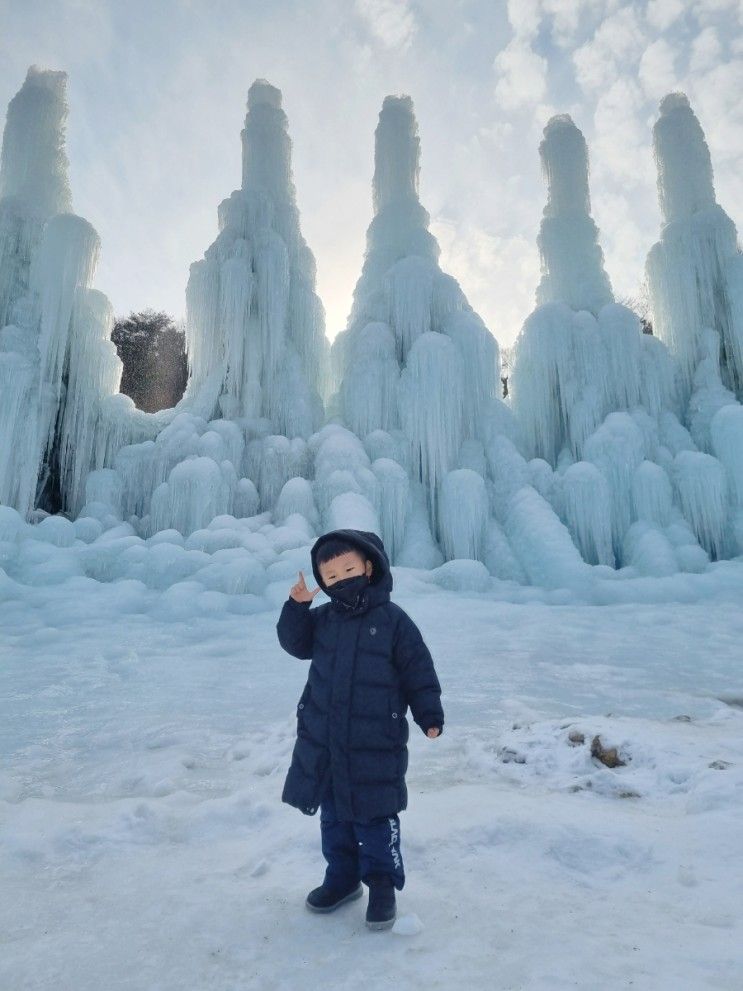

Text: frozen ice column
xmin=373 ymin=94 xmax=421 ymax=213
xmin=536 ymin=114 xmax=613 ymax=315
xmin=646 ymin=93 xmax=743 ymax=399
xmin=182 ymin=78 xmax=327 ymax=436
xmin=0 ymin=67 xmax=122 ymax=518
xmin=0 ymin=65 xmax=72 ymax=219
xmin=329 ymin=93 xmax=500 ymax=559
xmin=0 ymin=66 xmax=73 ymax=329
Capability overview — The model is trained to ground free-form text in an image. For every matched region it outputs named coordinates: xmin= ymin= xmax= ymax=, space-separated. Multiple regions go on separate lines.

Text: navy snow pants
xmin=319 ymin=777 xmax=405 ymax=892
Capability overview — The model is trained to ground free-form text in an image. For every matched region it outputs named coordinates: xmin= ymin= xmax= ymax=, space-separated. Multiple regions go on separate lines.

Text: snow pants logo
xmin=388 ymin=817 xmax=401 ymax=869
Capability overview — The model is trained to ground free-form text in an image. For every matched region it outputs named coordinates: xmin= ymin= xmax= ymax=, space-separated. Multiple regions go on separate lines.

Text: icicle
xmin=688 ymin=328 xmax=738 ymax=451
xmin=58 ymin=287 xmax=122 ymax=516
xmin=150 ymin=457 xmax=232 ymax=537
xmin=584 ymin=412 xmax=645 ymax=561
xmin=398 ymin=331 xmax=464 ymax=519
xmin=710 ymin=404 xmax=743 ymax=506
xmin=442 ymin=310 xmax=500 ymax=443
xmin=504 ymin=486 xmax=589 ymax=589
xmin=340 ymin=322 xmax=400 ymax=437
xmin=0 ymin=344 xmax=39 ymax=515
xmin=395 ymin=480 xmax=444 ymax=569
xmin=325 ymin=491 xmax=380 ymax=535
xmin=437 ymin=468 xmax=488 ymax=561
xmin=485 ymin=434 xmax=529 ymax=520
xmin=561 ymin=461 xmax=614 ymax=566
xmin=622 ymin=522 xmax=678 ymax=577
xmin=384 ymin=256 xmax=434 ymax=363
xmin=371 ymin=458 xmax=409 ymax=563
xmin=275 ymin=476 xmax=318 ymax=527
xmin=672 ymin=450 xmax=728 ymax=559
xmin=33 ymin=212 xmax=100 ymax=461
xmin=631 ymin=460 xmax=673 ymax=527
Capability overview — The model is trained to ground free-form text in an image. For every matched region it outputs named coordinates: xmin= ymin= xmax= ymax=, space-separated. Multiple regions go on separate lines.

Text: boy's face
xmin=318 ymin=550 xmax=373 ymax=587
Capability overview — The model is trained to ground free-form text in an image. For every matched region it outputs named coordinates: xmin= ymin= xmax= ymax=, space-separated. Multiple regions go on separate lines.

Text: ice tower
xmin=535 ymin=114 xmax=613 ymax=315
xmin=328 ymin=95 xmax=502 ymax=562
xmin=504 ymin=114 xmax=738 ymax=571
xmin=89 ymin=80 xmax=332 ymax=536
xmin=509 ymin=114 xmax=680 ymax=469
xmin=0 ymin=67 xmax=122 ymax=518
xmin=182 ymin=79 xmax=328 ymax=430
xmin=646 ymin=93 xmax=743 ymax=400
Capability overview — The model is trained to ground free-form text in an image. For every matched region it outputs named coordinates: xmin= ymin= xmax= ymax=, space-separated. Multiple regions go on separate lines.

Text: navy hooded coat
xmin=277 ymin=528 xmax=445 ymax=823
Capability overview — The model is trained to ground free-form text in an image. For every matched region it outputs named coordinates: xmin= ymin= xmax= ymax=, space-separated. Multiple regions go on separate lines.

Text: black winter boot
xmin=365 ymin=873 xmax=396 ymax=930
xmin=305 ymin=880 xmax=363 ymax=913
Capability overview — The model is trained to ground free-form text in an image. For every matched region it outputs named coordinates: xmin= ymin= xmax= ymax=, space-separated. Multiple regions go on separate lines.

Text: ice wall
xmin=535 ymin=115 xmax=613 ymax=315
xmin=0 ymin=68 xmax=122 ymax=518
xmin=4 ymin=70 xmax=743 ymax=596
xmin=646 ymin=93 xmax=743 ymax=399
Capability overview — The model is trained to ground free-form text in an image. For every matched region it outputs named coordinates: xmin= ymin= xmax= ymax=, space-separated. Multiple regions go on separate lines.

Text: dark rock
xmin=591 ymin=735 xmax=626 ymax=768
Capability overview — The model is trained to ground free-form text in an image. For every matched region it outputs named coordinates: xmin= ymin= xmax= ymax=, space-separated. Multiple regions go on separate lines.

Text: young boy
xmin=276 ymin=527 xmax=444 ymax=931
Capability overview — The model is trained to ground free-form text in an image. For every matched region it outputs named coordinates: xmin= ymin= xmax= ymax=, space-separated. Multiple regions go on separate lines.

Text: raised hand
xmin=290 ymin=570 xmax=320 ymax=603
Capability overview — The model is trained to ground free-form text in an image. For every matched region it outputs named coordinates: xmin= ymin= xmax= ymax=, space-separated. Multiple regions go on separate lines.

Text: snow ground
xmin=2 ymin=576 xmax=743 ymax=991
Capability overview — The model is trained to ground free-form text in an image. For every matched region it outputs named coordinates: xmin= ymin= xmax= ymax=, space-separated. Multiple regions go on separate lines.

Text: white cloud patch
xmin=573 ymin=7 xmax=648 ymax=91
xmin=689 ymin=26 xmax=722 ymax=73
xmin=355 ymin=0 xmax=417 ymax=51
xmin=646 ymin=0 xmax=686 ymax=32
xmin=639 ymin=38 xmax=679 ymax=99
xmin=494 ymin=39 xmax=548 ymax=111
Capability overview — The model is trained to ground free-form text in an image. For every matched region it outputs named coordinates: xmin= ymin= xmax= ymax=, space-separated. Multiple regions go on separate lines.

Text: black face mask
xmin=325 ymin=573 xmax=370 ymax=609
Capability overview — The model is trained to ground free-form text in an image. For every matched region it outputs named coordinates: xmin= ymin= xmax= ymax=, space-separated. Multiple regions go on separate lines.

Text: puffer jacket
xmin=277 ymin=528 xmax=445 ymax=822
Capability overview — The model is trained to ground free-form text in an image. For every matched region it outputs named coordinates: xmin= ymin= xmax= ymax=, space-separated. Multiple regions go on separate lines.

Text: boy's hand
xmin=290 ymin=571 xmax=320 ymax=603
xmin=426 ymin=727 xmax=441 ymax=738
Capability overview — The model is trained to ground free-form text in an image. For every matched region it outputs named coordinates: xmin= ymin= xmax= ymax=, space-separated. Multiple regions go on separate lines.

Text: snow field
xmin=2 ymin=589 xmax=743 ymax=989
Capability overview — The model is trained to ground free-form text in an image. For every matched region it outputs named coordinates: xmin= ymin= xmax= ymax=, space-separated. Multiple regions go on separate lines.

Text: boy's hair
xmin=315 ymin=539 xmax=370 ymax=570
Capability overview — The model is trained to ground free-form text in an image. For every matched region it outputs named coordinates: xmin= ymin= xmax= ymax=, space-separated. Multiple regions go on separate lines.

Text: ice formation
xmin=507 ymin=106 xmax=741 ymax=576
xmin=646 ymin=93 xmax=743 ymax=400
xmin=2 ymin=71 xmax=743 ymax=600
xmin=329 ymin=95 xmax=502 ymax=543
xmin=182 ymin=79 xmax=328 ymax=428
xmin=0 ymin=68 xmax=122 ymax=518
xmin=535 ymin=115 xmax=613 ymax=315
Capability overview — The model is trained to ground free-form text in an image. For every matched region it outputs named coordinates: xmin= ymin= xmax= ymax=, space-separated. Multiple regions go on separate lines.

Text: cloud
xmin=645 ymin=0 xmax=686 ymax=32
xmin=573 ymin=7 xmax=647 ymax=91
xmin=638 ymin=38 xmax=679 ymax=99
xmin=689 ymin=26 xmax=722 ymax=72
xmin=1 ymin=0 xmax=741 ymax=361
xmin=354 ymin=0 xmax=417 ymax=51
xmin=494 ymin=39 xmax=548 ymax=111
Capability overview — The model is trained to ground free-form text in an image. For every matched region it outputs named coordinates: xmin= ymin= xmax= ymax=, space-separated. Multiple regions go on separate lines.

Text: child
xmin=276 ymin=527 xmax=444 ymax=931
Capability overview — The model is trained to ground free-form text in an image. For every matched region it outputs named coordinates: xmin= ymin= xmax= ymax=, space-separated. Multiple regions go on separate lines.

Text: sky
xmin=1 ymin=0 xmax=742 ymax=349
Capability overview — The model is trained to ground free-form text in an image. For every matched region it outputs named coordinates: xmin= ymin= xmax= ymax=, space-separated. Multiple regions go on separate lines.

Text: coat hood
xmin=310 ymin=529 xmax=393 ymax=597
